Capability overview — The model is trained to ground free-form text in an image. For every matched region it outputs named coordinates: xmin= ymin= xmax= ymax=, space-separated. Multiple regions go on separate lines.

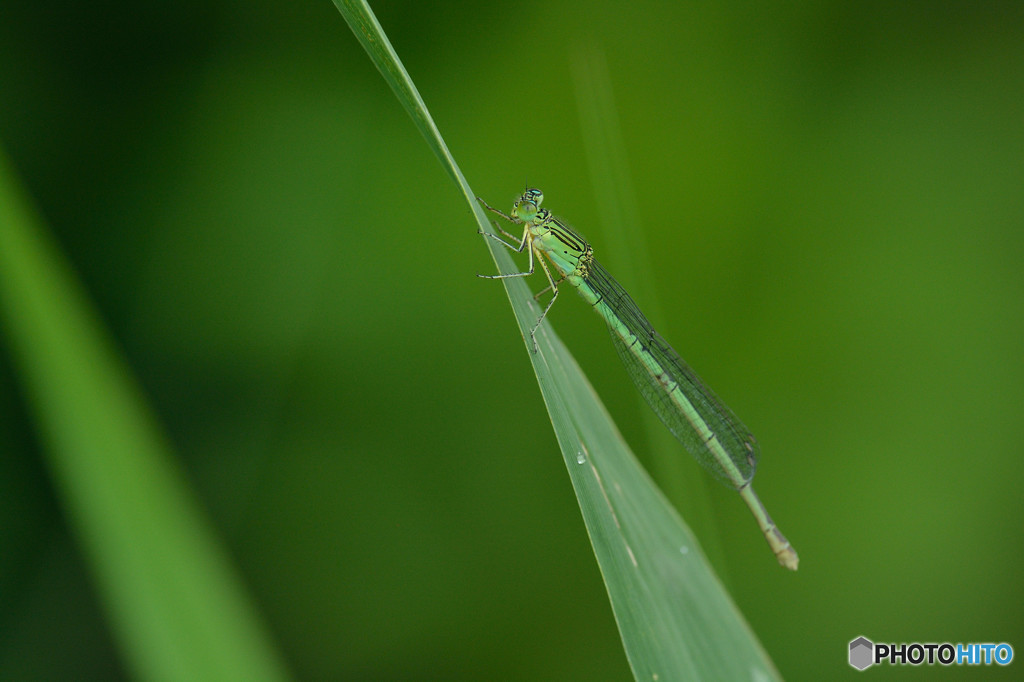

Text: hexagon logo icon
xmin=849 ymin=636 xmax=874 ymax=670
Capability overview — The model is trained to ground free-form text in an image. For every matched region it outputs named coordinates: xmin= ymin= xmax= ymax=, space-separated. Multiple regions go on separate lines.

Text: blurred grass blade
xmin=333 ymin=2 xmax=784 ymax=679
xmin=0 ymin=148 xmax=290 ymax=681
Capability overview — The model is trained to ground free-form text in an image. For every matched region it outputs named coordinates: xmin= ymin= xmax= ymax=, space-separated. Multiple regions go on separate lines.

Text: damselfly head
xmin=512 ymin=188 xmax=543 ymax=222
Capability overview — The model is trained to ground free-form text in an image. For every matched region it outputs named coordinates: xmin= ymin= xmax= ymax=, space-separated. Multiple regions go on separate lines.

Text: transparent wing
xmin=585 ymin=260 xmax=758 ymax=488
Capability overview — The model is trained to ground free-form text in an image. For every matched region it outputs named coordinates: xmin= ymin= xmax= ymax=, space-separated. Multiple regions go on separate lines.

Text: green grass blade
xmin=332 ymin=2 xmax=785 ymax=679
xmin=0 ymin=148 xmax=290 ymax=682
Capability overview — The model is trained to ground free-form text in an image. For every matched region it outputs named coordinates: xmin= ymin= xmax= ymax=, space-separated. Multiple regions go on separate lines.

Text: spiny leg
xmin=476 ymin=196 xmax=514 ymax=221
xmin=525 ymin=251 xmax=561 ymax=352
xmin=479 ymin=237 xmax=558 ymax=353
xmin=477 ymin=197 xmax=522 ymax=242
xmin=478 ymin=229 xmax=535 ymax=280
xmin=479 ymin=223 xmax=529 ymax=254
xmin=532 ymin=273 xmax=568 ymax=301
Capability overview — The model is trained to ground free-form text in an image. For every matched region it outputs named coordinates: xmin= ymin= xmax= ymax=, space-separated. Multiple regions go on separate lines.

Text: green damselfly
xmin=480 ymin=188 xmax=798 ymax=570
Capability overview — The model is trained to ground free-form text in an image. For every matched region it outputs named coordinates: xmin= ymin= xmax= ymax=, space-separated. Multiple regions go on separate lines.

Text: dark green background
xmin=3 ymin=1 xmax=1022 ymax=679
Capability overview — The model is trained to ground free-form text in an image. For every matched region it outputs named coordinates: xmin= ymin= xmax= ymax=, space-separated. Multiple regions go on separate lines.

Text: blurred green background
xmin=2 ymin=0 xmax=1023 ymax=679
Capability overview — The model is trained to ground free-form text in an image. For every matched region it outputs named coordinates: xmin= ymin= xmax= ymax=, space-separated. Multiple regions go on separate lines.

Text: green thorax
xmin=512 ymin=189 xmax=594 ymax=284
